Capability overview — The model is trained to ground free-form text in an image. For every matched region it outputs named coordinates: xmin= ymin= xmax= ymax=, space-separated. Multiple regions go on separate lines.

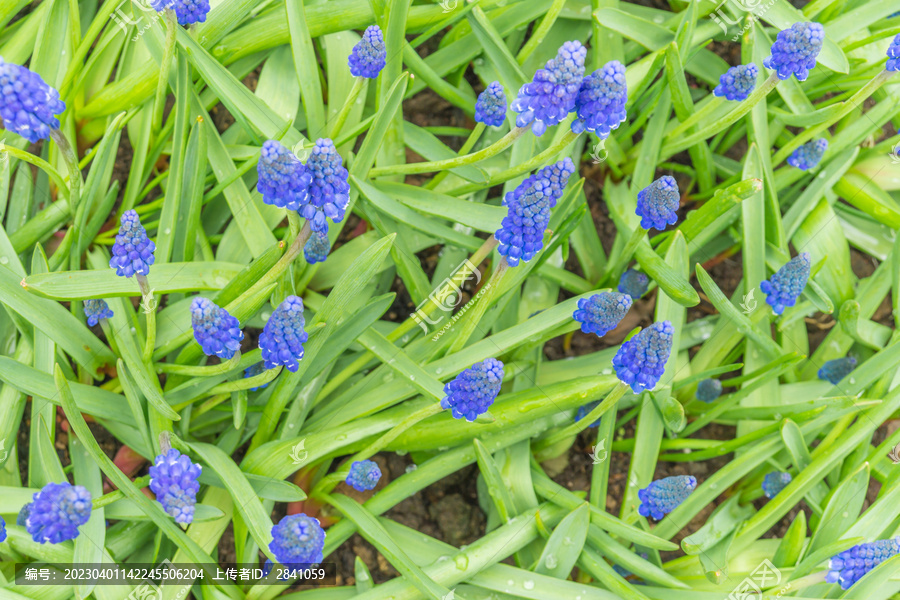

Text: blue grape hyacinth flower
xmin=888 ymin=34 xmax=900 ymax=71
xmin=244 ymin=362 xmax=270 ymax=391
xmin=0 ymin=57 xmax=66 ymax=143
xmin=495 ymin=158 xmax=576 ymax=267
xmin=26 ymin=482 xmax=92 ymax=544
xmin=259 ymin=296 xmax=308 ymax=372
xmin=0 ymin=516 xmax=6 ymax=543
xmin=638 ymin=475 xmax=696 ymax=520
xmin=818 ymin=356 xmax=857 ymax=385
xmin=348 ymin=25 xmax=386 ymax=79
xmin=441 ymin=358 xmax=504 ymax=422
xmin=760 ymin=252 xmax=810 ymax=315
xmin=763 ymin=22 xmax=825 ymax=81
xmin=83 ymin=299 xmax=114 ymax=327
xmin=303 ymin=139 xmax=350 ymax=232
xmin=190 ymin=297 xmax=243 ymax=360
xmin=762 ymin=471 xmax=792 ymax=499
xmin=575 ymin=401 xmax=601 ymax=428
xmin=695 ymin=379 xmax=723 ymax=403
xmin=713 ymin=64 xmax=758 ymax=101
xmin=17 ymin=503 xmax=31 ymax=526
xmin=257 ymin=140 xmax=312 ymax=212
xmin=573 ymin=292 xmax=632 ymax=337
xmin=636 ymin=176 xmax=680 ymax=231
xmin=346 ymin=460 xmax=382 ymax=492
xmin=613 ymin=321 xmax=674 ymax=394
xmin=304 ymin=229 xmax=330 ymax=264
xmin=149 ymin=0 xmax=210 ymax=25
xmin=109 ymin=210 xmax=155 ymax=278
xmin=827 ymin=539 xmax=900 ymax=590
xmin=618 ymin=269 xmax=649 ymax=299
xmin=512 ymin=41 xmax=587 ymax=136
xmin=571 ymin=60 xmax=627 ymax=137
xmin=269 ymin=514 xmax=326 ymax=565
xmin=475 ymin=81 xmax=507 ymax=127
xmin=787 ymin=138 xmax=827 ymax=170
xmin=149 ymin=449 xmax=202 ymax=525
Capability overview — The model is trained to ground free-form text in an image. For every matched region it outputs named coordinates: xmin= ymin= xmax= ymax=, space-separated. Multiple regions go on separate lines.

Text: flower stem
xmin=152 ymin=9 xmax=178 ymax=137
xmin=137 ymin=274 xmax=157 ymax=364
xmin=50 ymin=129 xmax=82 ymax=210
xmin=329 ymin=77 xmax=366 ymax=139
xmin=206 ymin=366 xmax=282 ymax=395
xmin=425 ymin=123 xmax=486 ymax=190
xmin=156 ymin=352 xmax=242 ymax=376
xmin=445 ymin=258 xmax=510 ymax=355
xmin=771 ymin=69 xmax=896 ymax=165
xmin=368 ymin=125 xmax=528 ymax=177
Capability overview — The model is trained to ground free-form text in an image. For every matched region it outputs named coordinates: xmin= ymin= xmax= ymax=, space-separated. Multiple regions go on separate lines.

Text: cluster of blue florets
xmin=575 ymin=401 xmax=601 ymax=427
xmin=441 ymin=358 xmax=504 ymax=422
xmin=0 ymin=58 xmax=66 ymax=143
xmin=787 ymin=138 xmax=828 ymax=170
xmin=269 ymin=514 xmax=326 ymax=565
xmin=762 ymin=471 xmax=792 ymax=499
xmin=150 ymin=0 xmax=210 ymax=25
xmin=346 ymin=460 xmax=382 ymax=492
xmin=818 ymin=356 xmax=857 ymax=385
xmin=760 ymin=253 xmax=810 ymax=315
xmin=110 ymin=210 xmax=156 ymax=278
xmin=512 ymin=41 xmax=587 ymax=136
xmin=83 ymin=299 xmax=114 ymax=326
xmin=304 ymin=230 xmax=331 ymax=264
xmin=571 ymin=60 xmax=628 ymax=138
xmin=888 ymin=34 xmax=900 ymax=71
xmin=303 ymin=139 xmax=351 ymax=233
xmin=618 ymin=269 xmax=649 ymax=299
xmin=259 ymin=296 xmax=309 ymax=372
xmin=495 ymin=158 xmax=576 ymax=266
xmin=190 ymin=297 xmax=244 ymax=360
xmin=475 ymin=82 xmax=508 ymax=127
xmin=149 ymin=449 xmax=202 ymax=525
xmin=26 ymin=482 xmax=92 ymax=544
xmin=573 ymin=292 xmax=632 ymax=337
xmin=348 ymin=25 xmax=386 ymax=79
xmin=713 ymin=64 xmax=758 ymax=101
xmin=827 ymin=539 xmax=900 ymax=590
xmin=638 ymin=475 xmax=696 ymax=520
xmin=257 ymin=140 xmax=312 ymax=211
xmin=763 ymin=22 xmax=825 ymax=81
xmin=636 ymin=176 xmax=680 ymax=231
xmin=613 ymin=321 xmax=673 ymax=393
xmin=695 ymin=379 xmax=723 ymax=403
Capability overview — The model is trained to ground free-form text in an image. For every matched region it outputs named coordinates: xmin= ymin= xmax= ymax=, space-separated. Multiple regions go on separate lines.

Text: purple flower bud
xmin=638 ymin=475 xmax=696 ymax=520
xmin=613 ymin=321 xmax=673 ymax=394
xmin=888 ymin=34 xmax=900 ymax=71
xmin=150 ymin=0 xmax=210 ymax=25
xmin=348 ymin=25 xmax=386 ymax=79
xmin=17 ymin=502 xmax=31 ymax=526
xmin=475 ymin=81 xmax=507 ymax=127
xmin=259 ymin=296 xmax=308 ymax=372
xmin=26 ymin=482 xmax=92 ymax=544
xmin=512 ymin=41 xmax=587 ymax=136
xmin=346 ymin=460 xmax=381 ymax=492
xmin=0 ymin=516 xmax=6 ymax=543
xmin=190 ymin=297 xmax=243 ymax=360
xmin=575 ymin=401 xmax=601 ymax=428
xmin=818 ymin=356 xmax=856 ymax=385
xmin=695 ymin=379 xmax=723 ymax=403
xmin=269 ymin=514 xmax=325 ymax=565
xmin=0 ymin=57 xmax=66 ymax=143
xmin=762 ymin=471 xmax=792 ymax=499
xmin=83 ymin=299 xmax=114 ymax=327
xmin=787 ymin=138 xmax=827 ymax=170
xmin=827 ymin=539 xmax=900 ymax=590
xmin=149 ymin=449 xmax=202 ymax=525
xmin=636 ymin=176 xmax=680 ymax=231
xmin=760 ymin=252 xmax=810 ymax=315
xmin=713 ymin=64 xmax=758 ymax=101
xmin=109 ymin=210 xmax=155 ymax=278
xmin=573 ymin=292 xmax=632 ymax=337
xmin=618 ymin=269 xmax=649 ymax=299
xmin=763 ymin=22 xmax=825 ymax=81
xmin=571 ymin=61 xmax=627 ymax=138
xmin=304 ymin=229 xmax=330 ymax=264
xmin=302 ymin=139 xmax=350 ymax=233
xmin=441 ymin=358 xmax=504 ymax=422
xmin=257 ymin=140 xmax=312 ymax=212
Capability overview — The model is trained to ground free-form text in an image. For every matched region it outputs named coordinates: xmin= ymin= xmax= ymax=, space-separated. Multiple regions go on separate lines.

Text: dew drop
xmin=544 ymin=555 xmax=558 ymax=569
xmin=405 ymin=464 xmax=417 ymax=474
xmin=164 ymin=228 xmax=171 ymax=235
xmin=523 ymin=580 xmax=534 ymax=590
xmin=506 ymin=580 xmax=515 ymax=586
xmin=454 ymin=555 xmax=468 ymax=570
xmin=0 ymin=256 xmax=8 ymax=265
xmin=335 ymin=434 xmax=347 ymax=441
xmin=395 ymin=449 xmax=408 ymax=456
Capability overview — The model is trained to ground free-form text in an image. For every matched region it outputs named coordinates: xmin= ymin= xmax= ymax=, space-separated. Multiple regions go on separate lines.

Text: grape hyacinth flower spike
xmin=573 ymin=292 xmax=632 ymax=337
xmin=613 ymin=321 xmax=674 ymax=394
xmin=304 ymin=229 xmax=330 ymax=264
xmin=149 ymin=449 xmax=202 ymax=525
xmin=441 ymin=358 xmax=504 ymax=422
xmin=638 ymin=475 xmax=696 ymax=520
xmin=475 ymin=82 xmax=507 ymax=127
xmin=346 ymin=460 xmax=382 ymax=492
xmin=17 ymin=503 xmax=31 ymax=526
xmin=257 ymin=140 xmax=312 ymax=212
xmin=818 ymin=356 xmax=857 ymax=385
xmin=762 ymin=472 xmax=792 ymax=499
xmin=827 ymin=539 xmax=900 ymax=590
xmin=270 ymin=514 xmax=326 ymax=565
xmin=149 ymin=0 xmax=210 ymax=25
xmin=348 ymin=25 xmax=386 ymax=79
xmin=576 ymin=401 xmax=601 ymax=427
xmin=636 ymin=176 xmax=680 ymax=231
xmin=713 ymin=64 xmax=758 ymax=101
xmin=888 ymin=34 xmax=900 ymax=71
xmin=83 ymin=299 xmax=114 ymax=327
xmin=495 ymin=158 xmax=576 ymax=267
xmin=787 ymin=138 xmax=827 ymax=170
xmin=259 ymin=296 xmax=308 ymax=372
xmin=190 ymin=297 xmax=243 ymax=360
xmin=695 ymin=379 xmax=723 ymax=403
xmin=0 ymin=516 xmax=6 ymax=543
xmin=303 ymin=139 xmax=350 ymax=232
xmin=244 ymin=362 xmax=270 ymax=391
xmin=763 ymin=22 xmax=825 ymax=81
xmin=618 ymin=269 xmax=649 ymax=299
xmin=512 ymin=41 xmax=587 ymax=136
xmin=571 ymin=60 xmax=627 ymax=137
xmin=109 ymin=210 xmax=155 ymax=280
xmin=0 ymin=57 xmax=66 ymax=143
xmin=760 ymin=252 xmax=810 ymax=315
xmin=26 ymin=482 xmax=92 ymax=544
